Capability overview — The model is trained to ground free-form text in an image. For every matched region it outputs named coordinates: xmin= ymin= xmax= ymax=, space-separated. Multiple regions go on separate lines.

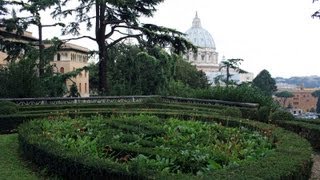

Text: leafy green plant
xmin=270 ymin=110 xmax=294 ymax=121
xmin=0 ymin=101 xmax=18 ymax=115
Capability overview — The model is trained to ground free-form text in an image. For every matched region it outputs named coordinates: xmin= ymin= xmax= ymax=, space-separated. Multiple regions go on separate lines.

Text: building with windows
xmin=274 ymin=87 xmax=318 ymax=113
xmin=0 ymin=29 xmax=90 ymax=97
xmin=184 ymin=13 xmax=253 ymax=85
xmin=0 ymin=29 xmax=38 ymax=68
xmin=51 ymin=43 xmax=90 ymax=97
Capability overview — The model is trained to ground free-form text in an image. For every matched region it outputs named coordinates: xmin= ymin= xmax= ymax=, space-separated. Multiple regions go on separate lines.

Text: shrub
xmin=0 ymin=101 xmax=18 ymax=115
xmin=257 ymin=106 xmax=270 ymax=122
xmin=221 ymin=106 xmax=242 ymax=118
xmin=270 ymin=110 xmax=294 ymax=121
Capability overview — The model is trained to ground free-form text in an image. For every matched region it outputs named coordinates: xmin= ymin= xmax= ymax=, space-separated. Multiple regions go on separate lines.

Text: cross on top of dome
xmin=192 ymin=12 xmax=202 ymax=28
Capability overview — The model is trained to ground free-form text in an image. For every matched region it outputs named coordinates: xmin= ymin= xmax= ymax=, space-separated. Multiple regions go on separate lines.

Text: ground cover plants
xmin=21 ymin=115 xmax=273 ymax=176
xmin=19 ymin=109 xmax=312 ymax=179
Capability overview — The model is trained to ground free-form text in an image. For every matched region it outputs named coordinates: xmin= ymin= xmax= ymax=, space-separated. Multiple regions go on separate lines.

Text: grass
xmin=0 ymin=134 xmax=38 ymax=180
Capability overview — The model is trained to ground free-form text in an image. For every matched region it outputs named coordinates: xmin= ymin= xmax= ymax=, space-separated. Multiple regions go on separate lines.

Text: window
xmin=57 ymin=53 xmax=61 ymax=61
xmin=60 ymin=67 xmax=64 ymax=73
xmin=79 ymin=83 xmax=82 ymax=93
xmin=85 ymin=83 xmax=87 ymax=93
xmin=193 ymin=53 xmax=197 ymax=60
xmin=201 ymin=54 xmax=205 ymax=61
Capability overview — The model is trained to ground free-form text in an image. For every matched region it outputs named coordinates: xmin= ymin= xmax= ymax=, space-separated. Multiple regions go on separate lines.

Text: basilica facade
xmin=184 ymin=13 xmax=253 ymax=85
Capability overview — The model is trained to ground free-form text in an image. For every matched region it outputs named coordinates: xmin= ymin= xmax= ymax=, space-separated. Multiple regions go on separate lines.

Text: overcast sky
xmin=29 ymin=0 xmax=320 ymax=78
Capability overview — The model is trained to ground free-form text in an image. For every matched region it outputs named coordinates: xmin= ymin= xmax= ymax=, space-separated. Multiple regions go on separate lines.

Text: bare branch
xmin=106 ymin=34 xmax=142 ymax=48
xmin=61 ymin=35 xmax=96 ymax=42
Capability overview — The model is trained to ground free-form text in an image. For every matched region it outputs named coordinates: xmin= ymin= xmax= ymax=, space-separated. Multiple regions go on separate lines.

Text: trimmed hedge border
xmin=275 ymin=120 xmax=320 ymax=150
xmin=18 ymin=111 xmax=312 ymax=179
xmin=0 ymin=102 xmax=258 ymax=134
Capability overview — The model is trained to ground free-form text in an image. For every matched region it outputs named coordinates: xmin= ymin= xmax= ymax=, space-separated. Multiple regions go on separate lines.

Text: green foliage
xmin=257 ymin=106 xmax=270 ymax=123
xmin=221 ymin=106 xmax=242 ymax=118
xmin=68 ymin=83 xmax=80 ymax=97
xmin=19 ymin=115 xmax=274 ymax=177
xmin=252 ymin=69 xmax=277 ymax=96
xmin=270 ymin=110 xmax=294 ymax=121
xmin=89 ymin=44 xmax=208 ymax=96
xmin=173 ymin=56 xmax=210 ymax=89
xmin=199 ymin=85 xmax=275 ymax=108
xmin=312 ymin=90 xmax=320 ymax=113
xmin=217 ymin=58 xmax=247 ymax=86
xmin=0 ymin=101 xmax=17 ymax=115
xmin=275 ymin=91 xmax=294 ymax=107
xmin=52 ymin=0 xmax=196 ymax=95
xmin=17 ymin=105 xmax=312 ymax=179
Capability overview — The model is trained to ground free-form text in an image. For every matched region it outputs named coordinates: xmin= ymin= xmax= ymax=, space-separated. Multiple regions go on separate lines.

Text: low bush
xmin=221 ymin=106 xmax=242 ymax=118
xmin=0 ymin=101 xmax=18 ymax=115
xmin=257 ymin=106 xmax=270 ymax=123
xmin=270 ymin=110 xmax=294 ymax=121
xmin=275 ymin=120 xmax=320 ymax=150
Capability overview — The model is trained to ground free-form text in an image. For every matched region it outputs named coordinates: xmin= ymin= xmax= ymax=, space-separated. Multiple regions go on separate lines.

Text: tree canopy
xmin=52 ymin=0 xmax=196 ymax=95
xmin=312 ymin=90 xmax=320 ymax=113
xmin=217 ymin=58 xmax=247 ymax=86
xmin=252 ymin=69 xmax=277 ymax=96
xmin=275 ymin=91 xmax=294 ymax=107
xmin=88 ymin=44 xmax=208 ymax=95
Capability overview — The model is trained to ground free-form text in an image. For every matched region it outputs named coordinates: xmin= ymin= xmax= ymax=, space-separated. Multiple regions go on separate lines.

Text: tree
xmin=52 ymin=0 xmax=195 ymax=95
xmin=2 ymin=0 xmax=63 ymax=76
xmin=252 ymin=69 xmax=277 ymax=96
xmin=218 ymin=58 xmax=247 ymax=86
xmin=312 ymin=90 xmax=320 ymax=113
xmin=0 ymin=0 xmax=9 ymax=16
xmin=275 ymin=91 xmax=294 ymax=107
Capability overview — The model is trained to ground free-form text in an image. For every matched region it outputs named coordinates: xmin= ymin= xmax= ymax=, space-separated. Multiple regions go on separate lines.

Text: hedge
xmin=275 ymin=120 xmax=320 ymax=150
xmin=18 ymin=112 xmax=312 ymax=179
xmin=1 ymin=102 xmax=259 ymax=134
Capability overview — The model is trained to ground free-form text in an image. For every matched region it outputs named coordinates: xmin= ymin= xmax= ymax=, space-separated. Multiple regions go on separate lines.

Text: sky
xmin=27 ymin=0 xmax=320 ymax=78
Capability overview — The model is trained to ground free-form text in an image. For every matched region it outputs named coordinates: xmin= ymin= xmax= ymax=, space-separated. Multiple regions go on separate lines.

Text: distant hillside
xmin=275 ymin=76 xmax=320 ymax=88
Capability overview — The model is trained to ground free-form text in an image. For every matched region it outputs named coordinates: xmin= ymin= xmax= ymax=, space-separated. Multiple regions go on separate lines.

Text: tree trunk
xmin=226 ymin=65 xmax=230 ymax=87
xmin=38 ymin=22 xmax=44 ymax=77
xmin=96 ymin=2 xmax=108 ymax=95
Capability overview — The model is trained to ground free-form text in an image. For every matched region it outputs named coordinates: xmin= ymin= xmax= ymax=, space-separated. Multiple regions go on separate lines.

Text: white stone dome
xmin=185 ymin=13 xmax=216 ymax=49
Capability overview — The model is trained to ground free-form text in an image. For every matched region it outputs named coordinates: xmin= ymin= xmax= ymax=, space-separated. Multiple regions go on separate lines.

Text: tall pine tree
xmin=52 ymin=0 xmax=196 ymax=95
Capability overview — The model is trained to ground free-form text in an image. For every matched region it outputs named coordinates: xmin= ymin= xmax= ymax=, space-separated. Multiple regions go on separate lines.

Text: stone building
xmin=51 ymin=43 xmax=90 ymax=97
xmin=0 ymin=29 xmax=38 ymax=67
xmin=184 ymin=13 xmax=253 ymax=85
xmin=275 ymin=87 xmax=318 ymax=113
xmin=0 ymin=29 xmax=90 ymax=97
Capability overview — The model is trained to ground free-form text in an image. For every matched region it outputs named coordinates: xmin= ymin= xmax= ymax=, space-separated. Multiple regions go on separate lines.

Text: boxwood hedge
xmin=18 ymin=110 xmax=312 ymax=179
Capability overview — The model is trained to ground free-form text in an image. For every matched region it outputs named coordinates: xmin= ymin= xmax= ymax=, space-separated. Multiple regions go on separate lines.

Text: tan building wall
xmin=51 ymin=43 xmax=90 ymax=97
xmin=0 ymin=52 xmax=7 ymax=68
xmin=0 ymin=29 xmax=90 ymax=97
xmin=275 ymin=88 xmax=318 ymax=112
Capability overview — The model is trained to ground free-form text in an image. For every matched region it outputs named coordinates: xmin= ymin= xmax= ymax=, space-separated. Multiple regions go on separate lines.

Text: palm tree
xmin=218 ymin=59 xmax=247 ymax=87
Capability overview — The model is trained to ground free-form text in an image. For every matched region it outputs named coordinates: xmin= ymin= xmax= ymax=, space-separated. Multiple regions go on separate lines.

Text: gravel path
xmin=310 ymin=152 xmax=320 ymax=180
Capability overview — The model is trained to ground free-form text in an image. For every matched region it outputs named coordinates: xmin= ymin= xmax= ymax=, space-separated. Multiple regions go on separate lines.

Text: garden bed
xmin=19 ymin=113 xmax=312 ymax=179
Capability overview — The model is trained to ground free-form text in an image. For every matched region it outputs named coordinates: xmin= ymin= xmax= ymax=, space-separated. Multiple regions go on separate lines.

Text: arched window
xmin=79 ymin=83 xmax=82 ymax=92
xmin=60 ymin=67 xmax=64 ymax=73
xmin=57 ymin=53 xmax=61 ymax=61
xmin=85 ymin=83 xmax=87 ymax=93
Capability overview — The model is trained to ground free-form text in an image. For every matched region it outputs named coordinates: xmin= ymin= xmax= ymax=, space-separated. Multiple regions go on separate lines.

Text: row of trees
xmin=1 ymin=0 xmax=196 ymax=95
xmin=88 ymin=44 xmax=209 ymax=95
